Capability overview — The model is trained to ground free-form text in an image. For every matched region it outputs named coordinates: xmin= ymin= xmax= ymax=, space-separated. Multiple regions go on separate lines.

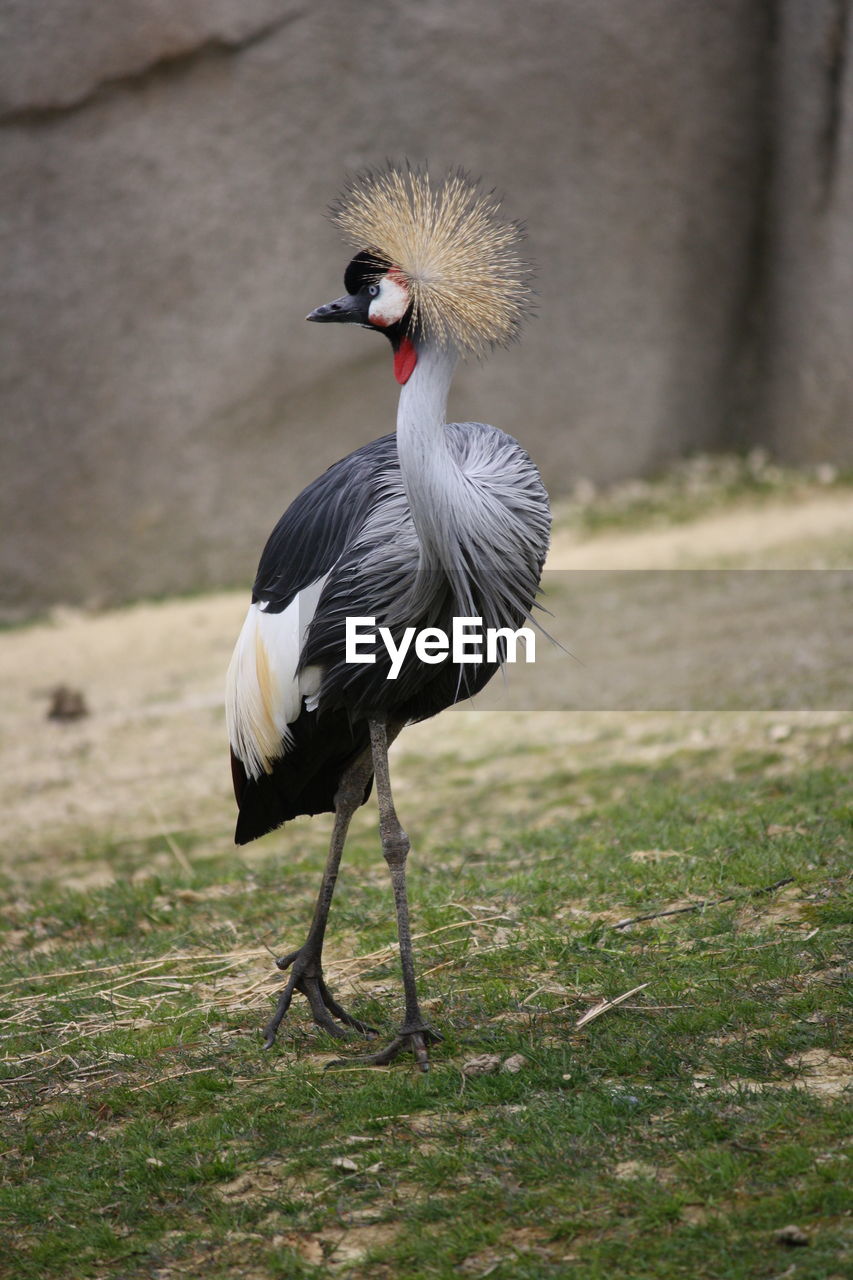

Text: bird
xmin=226 ymin=164 xmax=551 ymax=1070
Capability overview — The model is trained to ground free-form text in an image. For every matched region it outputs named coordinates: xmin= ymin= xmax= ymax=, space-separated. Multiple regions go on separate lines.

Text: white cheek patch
xmin=369 ymin=273 xmax=410 ymax=327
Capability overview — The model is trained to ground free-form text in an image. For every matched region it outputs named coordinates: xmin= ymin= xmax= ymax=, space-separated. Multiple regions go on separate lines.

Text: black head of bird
xmin=306 ymin=165 xmax=532 ymax=383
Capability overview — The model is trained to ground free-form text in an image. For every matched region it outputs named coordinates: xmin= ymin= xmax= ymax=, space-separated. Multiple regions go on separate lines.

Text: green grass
xmin=557 ymin=450 xmax=853 ymax=537
xmin=1 ymin=750 xmax=851 ymax=1279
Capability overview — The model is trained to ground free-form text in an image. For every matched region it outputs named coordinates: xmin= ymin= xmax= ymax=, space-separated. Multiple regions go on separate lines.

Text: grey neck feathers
xmin=395 ymin=342 xmax=465 ymax=574
xmin=393 ymin=340 xmax=547 ymax=638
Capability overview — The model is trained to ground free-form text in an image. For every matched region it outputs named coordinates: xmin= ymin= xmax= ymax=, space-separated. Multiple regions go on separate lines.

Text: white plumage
xmin=226 ymin=575 xmax=327 ymax=778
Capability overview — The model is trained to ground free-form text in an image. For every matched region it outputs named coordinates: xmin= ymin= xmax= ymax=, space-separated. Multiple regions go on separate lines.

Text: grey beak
xmin=306 ymin=294 xmax=369 ymax=324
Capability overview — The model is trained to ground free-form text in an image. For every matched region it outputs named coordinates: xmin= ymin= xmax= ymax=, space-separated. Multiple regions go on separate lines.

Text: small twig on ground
xmin=612 ymin=877 xmax=795 ymax=930
xmin=521 ymin=984 xmax=547 ymax=1006
xmin=574 ymin=982 xmax=650 ymax=1029
xmin=446 ymin=901 xmax=516 ymax=921
xmin=327 ymin=914 xmax=509 ymax=978
xmin=127 ymin=1066 xmax=219 ymax=1092
xmin=0 ymin=950 xmax=270 ymax=991
xmin=259 ymin=936 xmax=280 ymax=961
xmin=619 ymin=1003 xmax=690 ymax=1011
xmin=149 ymin=808 xmax=193 ymax=876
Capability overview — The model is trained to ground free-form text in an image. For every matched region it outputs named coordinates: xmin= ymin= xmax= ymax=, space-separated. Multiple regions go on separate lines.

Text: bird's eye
xmin=367 ymin=284 xmax=380 ymax=298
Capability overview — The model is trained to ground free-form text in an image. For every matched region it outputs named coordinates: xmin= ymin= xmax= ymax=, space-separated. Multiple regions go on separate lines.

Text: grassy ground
xmin=553 ymin=450 xmax=851 ymax=538
xmin=1 ymin=465 xmax=851 ymax=1279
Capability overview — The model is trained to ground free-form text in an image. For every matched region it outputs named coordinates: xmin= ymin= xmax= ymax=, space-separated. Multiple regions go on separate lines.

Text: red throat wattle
xmin=393 ymin=337 xmax=417 ymax=385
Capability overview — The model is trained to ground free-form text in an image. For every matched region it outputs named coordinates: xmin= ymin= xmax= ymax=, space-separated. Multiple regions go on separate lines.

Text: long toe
xmin=263 ymin=945 xmax=377 ymax=1046
xmin=274 ymin=947 xmax=302 ymax=972
xmin=317 ymin=977 xmax=378 ymax=1038
xmin=327 ymin=1024 xmax=443 ymax=1072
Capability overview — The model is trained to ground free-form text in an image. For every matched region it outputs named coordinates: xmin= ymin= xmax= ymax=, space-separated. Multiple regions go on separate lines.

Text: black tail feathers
xmin=231 ymin=709 xmax=372 ymax=845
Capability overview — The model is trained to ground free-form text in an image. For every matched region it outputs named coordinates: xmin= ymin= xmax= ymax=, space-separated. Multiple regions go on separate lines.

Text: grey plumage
xmin=301 ymin=418 xmax=549 ymax=717
xmin=226 ymin=164 xmax=550 ymax=1068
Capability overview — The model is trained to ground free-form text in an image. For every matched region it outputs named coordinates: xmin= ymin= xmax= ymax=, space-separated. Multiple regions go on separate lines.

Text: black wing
xmin=252 ymin=432 xmax=399 ymax=612
xmin=232 ymin=433 xmax=399 ymax=842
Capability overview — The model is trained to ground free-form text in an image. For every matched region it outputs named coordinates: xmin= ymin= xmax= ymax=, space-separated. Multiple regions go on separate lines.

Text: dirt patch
xmin=548 ymin=492 xmax=853 ymax=570
xmin=268 ymin=1232 xmax=325 ymax=1266
xmin=693 ymin=1050 xmax=853 ymax=1098
xmin=217 ymin=1158 xmax=305 ymax=1203
xmin=628 ymin=848 xmax=687 ymax=864
xmin=784 ymin=1050 xmax=853 ymax=1098
xmin=0 ymin=592 xmax=245 ymax=875
xmin=316 ymin=1222 xmax=400 ymax=1268
xmin=738 ymin=883 xmax=809 ymax=930
xmin=461 ymin=1224 xmax=577 ymax=1273
xmin=614 ymin=1159 xmax=667 ymax=1182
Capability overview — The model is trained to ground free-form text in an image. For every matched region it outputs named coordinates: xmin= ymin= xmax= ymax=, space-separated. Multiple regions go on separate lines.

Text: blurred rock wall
xmin=756 ymin=0 xmax=853 ymax=463
xmin=0 ymin=0 xmax=849 ymax=616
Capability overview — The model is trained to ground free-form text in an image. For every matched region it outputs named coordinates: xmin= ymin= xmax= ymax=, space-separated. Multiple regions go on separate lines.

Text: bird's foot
xmin=327 ymin=1022 xmax=443 ymax=1073
xmin=263 ymin=945 xmax=378 ymax=1048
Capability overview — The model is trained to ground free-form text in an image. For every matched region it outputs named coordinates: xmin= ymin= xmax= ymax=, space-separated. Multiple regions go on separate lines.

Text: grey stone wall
xmin=0 ymin=1 xmax=848 ymax=617
xmin=755 ymin=0 xmax=853 ymax=463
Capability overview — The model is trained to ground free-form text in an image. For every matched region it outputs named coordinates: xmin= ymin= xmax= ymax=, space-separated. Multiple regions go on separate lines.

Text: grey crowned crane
xmin=226 ymin=165 xmax=551 ymax=1069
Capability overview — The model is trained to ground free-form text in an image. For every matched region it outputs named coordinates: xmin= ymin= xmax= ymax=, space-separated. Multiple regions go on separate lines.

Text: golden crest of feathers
xmin=330 ymin=164 xmax=532 ymax=355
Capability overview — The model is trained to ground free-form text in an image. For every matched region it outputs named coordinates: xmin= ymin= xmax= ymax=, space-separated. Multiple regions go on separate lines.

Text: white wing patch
xmin=226 ymin=576 xmax=328 ymax=778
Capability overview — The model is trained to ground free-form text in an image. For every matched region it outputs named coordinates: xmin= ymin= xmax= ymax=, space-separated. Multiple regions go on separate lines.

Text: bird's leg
xmin=332 ymin=718 xmax=441 ymax=1072
xmin=263 ymin=748 xmax=376 ymax=1048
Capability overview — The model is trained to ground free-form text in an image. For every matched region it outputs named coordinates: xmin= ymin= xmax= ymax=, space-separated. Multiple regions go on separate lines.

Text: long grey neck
xmin=395 ymin=342 xmax=465 ymax=571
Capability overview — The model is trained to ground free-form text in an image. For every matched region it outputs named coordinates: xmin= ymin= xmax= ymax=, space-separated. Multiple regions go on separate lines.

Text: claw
xmin=274 ymin=948 xmax=301 ymax=973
